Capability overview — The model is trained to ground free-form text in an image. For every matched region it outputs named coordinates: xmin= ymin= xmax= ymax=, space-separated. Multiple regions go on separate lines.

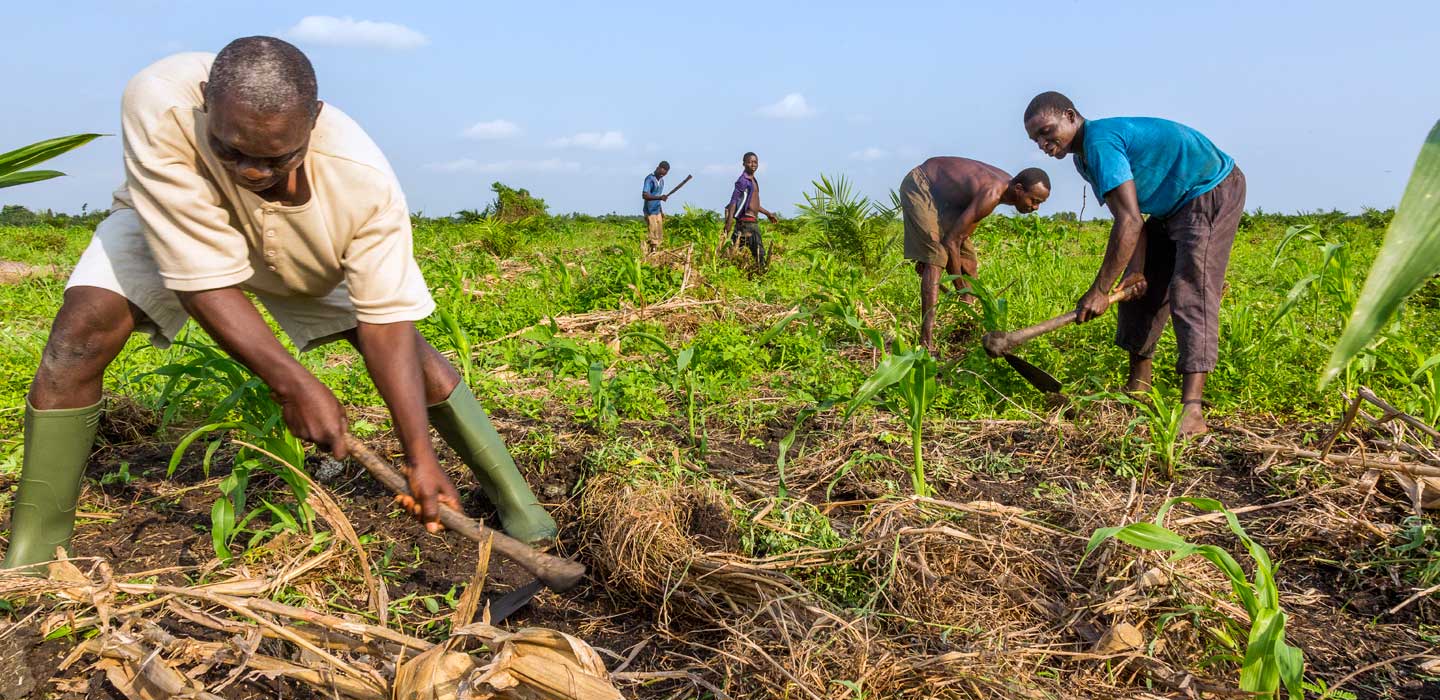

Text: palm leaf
xmin=0 ymin=169 xmax=66 ymax=188
xmin=1324 ymin=120 xmax=1440 ymax=386
xmin=0 ymin=133 xmax=104 ymax=188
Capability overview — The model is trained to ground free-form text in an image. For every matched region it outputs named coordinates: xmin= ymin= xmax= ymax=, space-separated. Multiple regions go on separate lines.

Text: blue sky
xmin=2 ymin=1 xmax=1437 ymax=217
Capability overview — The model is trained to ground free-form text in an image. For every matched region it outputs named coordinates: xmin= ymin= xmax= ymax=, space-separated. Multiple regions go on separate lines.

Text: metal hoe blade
xmin=1002 ymin=353 xmax=1063 ymax=395
xmin=487 ymin=578 xmax=544 ymax=624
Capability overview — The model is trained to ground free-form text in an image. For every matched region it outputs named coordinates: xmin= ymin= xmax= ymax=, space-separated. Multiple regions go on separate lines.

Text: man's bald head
xmin=202 ymin=37 xmax=322 ymax=193
xmin=205 ymin=36 xmax=318 ymax=117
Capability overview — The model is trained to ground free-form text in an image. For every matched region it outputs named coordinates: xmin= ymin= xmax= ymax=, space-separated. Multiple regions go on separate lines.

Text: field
xmin=1 ymin=187 xmax=1439 ymax=699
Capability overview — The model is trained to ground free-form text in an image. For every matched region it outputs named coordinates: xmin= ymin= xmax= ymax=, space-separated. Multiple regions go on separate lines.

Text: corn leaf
xmin=1324 ymin=120 xmax=1440 ymax=386
xmin=842 ymin=350 xmax=920 ymax=420
xmin=0 ymin=133 xmax=103 ymax=188
xmin=0 ymin=169 xmax=66 ymax=188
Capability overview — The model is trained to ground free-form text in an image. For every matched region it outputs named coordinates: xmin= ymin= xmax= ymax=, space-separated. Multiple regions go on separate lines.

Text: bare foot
xmin=1179 ymin=402 xmax=1208 ymax=436
xmin=1123 ymin=377 xmax=1152 ymax=395
xmin=1124 ymin=355 xmax=1153 ymax=395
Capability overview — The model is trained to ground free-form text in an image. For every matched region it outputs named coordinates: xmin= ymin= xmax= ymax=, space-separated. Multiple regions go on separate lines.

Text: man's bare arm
xmin=722 ymin=203 xmax=735 ymax=233
xmin=353 ymin=321 xmax=461 ymax=529
xmin=1076 ymin=180 xmax=1144 ymax=322
xmin=177 ymin=287 xmax=350 ymax=457
xmin=939 ymin=205 xmax=982 ymax=291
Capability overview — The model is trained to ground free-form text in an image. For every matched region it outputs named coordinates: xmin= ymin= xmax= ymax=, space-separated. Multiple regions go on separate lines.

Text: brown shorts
xmin=901 ymin=166 xmax=976 ymax=270
xmin=1116 ymin=166 xmax=1247 ymax=374
xmin=644 ymin=213 xmax=664 ymax=250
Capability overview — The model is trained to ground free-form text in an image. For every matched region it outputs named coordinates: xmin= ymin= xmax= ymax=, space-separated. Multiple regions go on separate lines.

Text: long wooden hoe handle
xmin=343 ymin=435 xmax=586 ymax=592
xmin=982 ymin=284 xmax=1146 ymax=357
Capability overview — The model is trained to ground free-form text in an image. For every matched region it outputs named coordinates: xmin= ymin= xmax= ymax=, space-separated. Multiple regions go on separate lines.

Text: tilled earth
xmin=2 ymin=405 xmax=1438 ymax=699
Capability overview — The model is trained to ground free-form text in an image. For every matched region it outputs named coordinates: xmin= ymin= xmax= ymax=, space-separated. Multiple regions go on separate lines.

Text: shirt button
xmin=265 ymin=250 xmax=276 ymax=257
xmin=265 ymin=230 xmax=275 ymax=238
xmin=267 ymin=265 xmax=277 ymax=271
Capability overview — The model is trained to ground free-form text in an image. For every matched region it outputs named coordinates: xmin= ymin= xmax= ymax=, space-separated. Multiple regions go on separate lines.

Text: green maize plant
xmin=1086 ymin=497 xmax=1304 ymax=698
xmin=625 ymin=331 xmax=702 ymax=445
xmin=1326 ymin=120 xmax=1440 ymax=387
xmin=1269 ymin=223 xmax=1360 ymax=331
xmin=0 ymin=133 xmax=102 ymax=188
xmin=844 ymin=341 xmax=938 ymax=497
xmin=437 ymin=307 xmax=474 ymax=387
xmin=954 ymin=273 xmax=1009 ymax=333
xmin=757 ymin=256 xmax=886 ymax=352
xmin=146 ymin=339 xmax=312 ymax=562
xmin=585 ymin=360 xmax=619 ymax=435
xmin=1120 ymin=387 xmax=1186 ymax=480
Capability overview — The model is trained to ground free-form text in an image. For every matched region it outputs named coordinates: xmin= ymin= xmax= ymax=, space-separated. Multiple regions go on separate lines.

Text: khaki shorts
xmin=644 ymin=213 xmax=664 ymax=249
xmin=901 ymin=166 xmax=976 ymax=270
xmin=68 ymin=208 xmax=361 ymax=352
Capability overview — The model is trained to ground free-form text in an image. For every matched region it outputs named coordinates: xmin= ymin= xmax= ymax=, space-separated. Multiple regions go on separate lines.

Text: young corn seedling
xmin=844 ymin=340 xmax=938 ymax=497
xmin=1121 ymin=386 xmax=1186 ymax=480
xmin=954 ymin=273 xmax=1009 ymax=333
xmin=1085 ymin=497 xmax=1304 ymax=699
xmin=625 ymin=331 xmax=702 ymax=445
xmin=147 ymin=338 xmax=312 ymax=561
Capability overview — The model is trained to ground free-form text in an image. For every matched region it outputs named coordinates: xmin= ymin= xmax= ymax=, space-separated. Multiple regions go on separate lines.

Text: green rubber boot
xmin=2 ymin=400 xmax=100 ymax=570
xmin=428 ymin=383 xmax=557 ymax=544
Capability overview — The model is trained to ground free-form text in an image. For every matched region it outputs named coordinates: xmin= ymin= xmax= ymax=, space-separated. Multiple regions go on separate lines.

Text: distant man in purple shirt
xmin=722 ymin=152 xmax=779 ymax=267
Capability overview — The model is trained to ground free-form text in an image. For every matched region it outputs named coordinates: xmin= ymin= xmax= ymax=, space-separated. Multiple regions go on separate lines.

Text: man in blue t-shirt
xmin=641 ymin=161 xmax=670 ymax=252
xmin=1023 ymin=91 xmax=1246 ymax=435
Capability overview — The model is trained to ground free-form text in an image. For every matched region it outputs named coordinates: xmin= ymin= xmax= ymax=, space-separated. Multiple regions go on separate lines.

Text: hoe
xmin=981 ymin=283 xmax=1145 ymax=395
xmin=344 ymin=435 xmax=586 ymax=593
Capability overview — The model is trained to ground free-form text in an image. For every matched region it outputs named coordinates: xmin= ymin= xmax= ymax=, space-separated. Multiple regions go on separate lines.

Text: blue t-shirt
xmin=642 ymin=173 xmax=664 ymax=215
xmin=1075 ymin=117 xmax=1234 ymax=218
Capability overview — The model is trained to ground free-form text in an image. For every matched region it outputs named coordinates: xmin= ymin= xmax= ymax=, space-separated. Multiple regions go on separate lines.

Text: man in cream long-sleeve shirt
xmin=2 ymin=37 xmax=557 ymax=570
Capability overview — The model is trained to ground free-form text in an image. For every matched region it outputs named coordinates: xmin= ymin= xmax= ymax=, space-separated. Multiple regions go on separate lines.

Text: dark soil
xmin=2 ymin=405 xmax=1438 ymax=698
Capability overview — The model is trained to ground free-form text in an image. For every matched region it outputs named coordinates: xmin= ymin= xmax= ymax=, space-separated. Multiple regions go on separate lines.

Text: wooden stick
xmin=1256 ymin=443 xmax=1440 ymax=478
xmin=982 ymin=284 xmax=1145 ymax=357
xmin=1359 ymin=386 xmax=1440 ymax=440
xmin=343 ymin=435 xmax=586 ymax=592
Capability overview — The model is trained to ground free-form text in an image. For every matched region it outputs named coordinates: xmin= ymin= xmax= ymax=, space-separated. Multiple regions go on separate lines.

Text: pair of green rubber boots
xmin=1 ymin=382 xmax=555 ymax=570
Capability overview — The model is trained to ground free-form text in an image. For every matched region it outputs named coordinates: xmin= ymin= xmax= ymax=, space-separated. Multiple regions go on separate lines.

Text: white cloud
xmin=849 ymin=147 xmax=889 ymax=162
xmin=425 ymin=158 xmax=580 ymax=174
xmin=283 ymin=16 xmax=429 ymax=50
xmin=756 ymin=93 xmax=816 ymax=119
xmin=548 ymin=130 xmax=628 ymax=150
xmin=461 ymin=119 xmax=520 ymax=140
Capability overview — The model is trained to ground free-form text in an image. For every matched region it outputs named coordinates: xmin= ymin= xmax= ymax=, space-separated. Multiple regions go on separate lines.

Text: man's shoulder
xmin=123 ymin=52 xmax=214 ymax=113
xmin=308 ymin=105 xmax=401 ymax=195
xmin=1092 ymin=116 xmax=1194 ymax=140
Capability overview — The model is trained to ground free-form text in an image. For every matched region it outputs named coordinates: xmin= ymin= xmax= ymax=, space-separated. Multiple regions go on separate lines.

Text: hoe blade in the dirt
xmin=1003 ymin=353 xmax=1063 ymax=395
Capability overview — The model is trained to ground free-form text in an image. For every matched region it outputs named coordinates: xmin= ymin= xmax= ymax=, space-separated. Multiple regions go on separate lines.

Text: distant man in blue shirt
xmin=641 ymin=161 xmax=670 ymax=253
xmin=1023 ymin=91 xmax=1246 ymax=435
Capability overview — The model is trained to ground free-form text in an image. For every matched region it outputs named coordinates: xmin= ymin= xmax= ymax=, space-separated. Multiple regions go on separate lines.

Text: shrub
xmin=486 ymin=182 xmax=548 ymax=221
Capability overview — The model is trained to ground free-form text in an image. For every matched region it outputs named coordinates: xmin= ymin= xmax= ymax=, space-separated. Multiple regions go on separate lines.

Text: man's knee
xmin=42 ymin=289 xmax=137 ymax=370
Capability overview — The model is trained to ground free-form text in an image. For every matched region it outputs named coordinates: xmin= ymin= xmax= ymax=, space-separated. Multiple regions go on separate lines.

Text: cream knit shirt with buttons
xmin=111 ymin=52 xmax=434 ymax=325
